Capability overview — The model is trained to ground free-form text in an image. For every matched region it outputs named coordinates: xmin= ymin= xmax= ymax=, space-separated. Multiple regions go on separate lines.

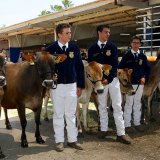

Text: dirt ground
xmin=0 ymin=102 xmax=160 ymax=160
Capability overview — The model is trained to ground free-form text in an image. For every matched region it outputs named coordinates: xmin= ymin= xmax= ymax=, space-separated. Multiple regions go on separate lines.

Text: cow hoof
xmin=86 ymin=130 xmax=93 ymax=135
xmin=150 ymin=117 xmax=156 ymax=122
xmin=78 ymin=132 xmax=84 ymax=138
xmin=6 ymin=124 xmax=12 ymax=130
xmin=36 ymin=136 xmax=45 ymax=144
xmin=44 ymin=117 xmax=49 ymax=121
xmin=0 ymin=153 xmax=5 ymax=159
xmin=21 ymin=140 xmax=28 ymax=148
xmin=0 ymin=149 xmax=5 ymax=159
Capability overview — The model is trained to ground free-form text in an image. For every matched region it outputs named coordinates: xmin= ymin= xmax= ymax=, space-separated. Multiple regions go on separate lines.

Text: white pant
xmin=50 ymin=83 xmax=78 ymax=143
xmin=98 ymin=77 xmax=125 ymax=136
xmin=124 ymin=85 xmax=144 ymax=127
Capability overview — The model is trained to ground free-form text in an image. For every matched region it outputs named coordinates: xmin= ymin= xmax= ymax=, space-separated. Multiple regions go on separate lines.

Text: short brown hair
xmin=56 ymin=23 xmax=71 ymax=36
xmin=96 ymin=24 xmax=110 ymax=34
xmin=131 ymin=36 xmax=142 ymax=43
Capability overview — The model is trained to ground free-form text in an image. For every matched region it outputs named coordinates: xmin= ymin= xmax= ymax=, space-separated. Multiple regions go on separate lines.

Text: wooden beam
xmin=72 ymin=10 xmax=136 ymax=26
xmin=8 ymin=27 xmax=43 ymax=36
xmin=55 ymin=6 xmax=135 ymax=25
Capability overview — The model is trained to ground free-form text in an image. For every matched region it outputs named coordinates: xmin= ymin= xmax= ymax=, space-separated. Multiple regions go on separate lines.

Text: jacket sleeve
xmin=75 ymin=47 xmax=85 ymax=89
xmin=87 ymin=47 xmax=95 ymax=63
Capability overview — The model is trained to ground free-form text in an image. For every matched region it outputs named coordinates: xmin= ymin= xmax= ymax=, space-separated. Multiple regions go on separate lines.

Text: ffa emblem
xmin=54 ymin=54 xmax=67 ymax=64
xmin=104 ymin=69 xmax=110 ymax=76
xmin=106 ymin=50 xmax=111 ymax=56
xmin=139 ymin=59 xmax=143 ymax=65
xmin=69 ymin=52 xmax=74 ymax=58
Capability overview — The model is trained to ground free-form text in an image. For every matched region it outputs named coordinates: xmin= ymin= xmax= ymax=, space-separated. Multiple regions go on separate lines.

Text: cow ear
xmin=102 ymin=64 xmax=112 ymax=71
xmin=128 ymin=69 xmax=133 ymax=75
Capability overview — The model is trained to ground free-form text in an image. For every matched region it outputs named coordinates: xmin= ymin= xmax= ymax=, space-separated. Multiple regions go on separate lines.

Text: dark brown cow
xmin=1 ymin=51 xmax=55 ymax=148
xmin=0 ymin=53 xmax=7 ymax=159
xmin=142 ymin=59 xmax=160 ymax=121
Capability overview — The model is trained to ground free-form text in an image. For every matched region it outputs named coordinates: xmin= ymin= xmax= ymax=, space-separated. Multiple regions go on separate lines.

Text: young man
xmin=46 ymin=23 xmax=85 ymax=152
xmin=118 ymin=36 xmax=150 ymax=133
xmin=88 ymin=24 xmax=132 ymax=144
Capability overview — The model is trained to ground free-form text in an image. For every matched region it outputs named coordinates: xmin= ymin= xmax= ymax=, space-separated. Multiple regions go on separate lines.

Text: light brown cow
xmin=117 ymin=68 xmax=135 ymax=95
xmin=77 ymin=61 xmax=112 ymax=134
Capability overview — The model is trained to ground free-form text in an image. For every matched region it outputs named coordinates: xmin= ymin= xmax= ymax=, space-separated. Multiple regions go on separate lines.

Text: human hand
xmin=77 ymin=87 xmax=82 ymax=97
xmin=52 ymin=74 xmax=58 ymax=81
xmin=102 ymin=79 xmax=108 ymax=85
xmin=140 ymin=77 xmax=145 ymax=85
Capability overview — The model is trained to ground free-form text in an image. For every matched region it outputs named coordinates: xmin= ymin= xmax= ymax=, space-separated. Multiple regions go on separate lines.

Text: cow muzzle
xmin=94 ymin=84 xmax=104 ymax=94
xmin=42 ymin=79 xmax=54 ymax=88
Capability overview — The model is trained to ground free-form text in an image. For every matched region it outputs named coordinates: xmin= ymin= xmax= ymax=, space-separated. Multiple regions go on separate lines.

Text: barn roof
xmin=0 ymin=0 xmax=142 ymax=40
xmin=0 ymin=0 xmax=159 ymax=42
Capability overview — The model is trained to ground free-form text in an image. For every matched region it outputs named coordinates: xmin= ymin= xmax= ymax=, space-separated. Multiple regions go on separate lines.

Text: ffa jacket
xmin=88 ymin=41 xmax=118 ymax=84
xmin=46 ymin=41 xmax=85 ymax=88
xmin=118 ymin=50 xmax=150 ymax=84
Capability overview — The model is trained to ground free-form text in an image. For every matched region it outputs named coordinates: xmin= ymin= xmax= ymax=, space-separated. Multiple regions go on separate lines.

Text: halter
xmin=86 ymin=72 xmax=102 ymax=85
xmin=119 ymin=78 xmax=132 ymax=88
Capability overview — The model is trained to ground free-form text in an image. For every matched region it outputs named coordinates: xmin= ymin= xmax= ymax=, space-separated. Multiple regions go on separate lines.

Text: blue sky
xmin=0 ymin=0 xmax=94 ymax=27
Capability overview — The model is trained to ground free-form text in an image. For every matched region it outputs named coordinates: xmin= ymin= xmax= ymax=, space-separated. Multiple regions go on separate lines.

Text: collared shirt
xmin=97 ymin=40 xmax=107 ymax=48
xmin=131 ymin=49 xmax=140 ymax=57
xmin=58 ymin=41 xmax=69 ymax=50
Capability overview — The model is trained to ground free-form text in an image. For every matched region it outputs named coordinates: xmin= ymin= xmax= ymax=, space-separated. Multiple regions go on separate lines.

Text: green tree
xmin=38 ymin=10 xmax=51 ymax=16
xmin=39 ymin=0 xmax=74 ymax=16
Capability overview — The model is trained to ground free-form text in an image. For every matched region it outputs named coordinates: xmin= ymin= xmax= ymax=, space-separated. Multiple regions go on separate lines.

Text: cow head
xmin=117 ymin=68 xmax=135 ymax=95
xmin=34 ymin=51 xmax=55 ymax=88
xmin=85 ymin=61 xmax=112 ymax=94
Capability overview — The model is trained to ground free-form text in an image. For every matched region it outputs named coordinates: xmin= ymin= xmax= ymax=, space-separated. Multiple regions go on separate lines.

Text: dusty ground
xmin=0 ymin=102 xmax=160 ymax=160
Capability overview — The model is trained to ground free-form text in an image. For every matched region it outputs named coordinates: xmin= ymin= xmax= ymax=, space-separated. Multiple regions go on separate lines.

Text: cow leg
xmin=149 ymin=94 xmax=156 ymax=122
xmin=17 ymin=108 xmax=28 ymax=147
xmin=4 ymin=108 xmax=12 ymax=129
xmin=76 ymin=103 xmax=84 ymax=138
xmin=91 ymin=92 xmax=100 ymax=131
xmin=141 ymin=97 xmax=146 ymax=124
xmin=34 ymin=107 xmax=45 ymax=144
xmin=82 ymin=102 xmax=90 ymax=133
xmin=43 ymin=96 xmax=49 ymax=121
xmin=0 ymin=146 xmax=5 ymax=159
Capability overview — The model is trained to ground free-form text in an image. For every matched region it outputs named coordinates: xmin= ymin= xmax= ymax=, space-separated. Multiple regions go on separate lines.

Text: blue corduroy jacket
xmin=88 ymin=41 xmax=118 ymax=84
xmin=46 ymin=41 xmax=85 ymax=88
xmin=118 ymin=50 xmax=150 ymax=84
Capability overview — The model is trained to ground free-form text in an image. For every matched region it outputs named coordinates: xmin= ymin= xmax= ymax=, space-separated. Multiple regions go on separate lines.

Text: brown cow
xmin=1 ymin=51 xmax=55 ymax=148
xmin=77 ymin=61 xmax=112 ymax=134
xmin=0 ymin=53 xmax=7 ymax=159
xmin=142 ymin=59 xmax=160 ymax=121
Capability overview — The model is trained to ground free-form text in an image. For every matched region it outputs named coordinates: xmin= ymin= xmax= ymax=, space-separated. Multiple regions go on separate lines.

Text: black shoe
xmin=134 ymin=125 xmax=147 ymax=132
xmin=98 ymin=131 xmax=108 ymax=139
xmin=117 ymin=134 xmax=132 ymax=144
xmin=55 ymin=142 xmax=64 ymax=152
xmin=125 ymin=127 xmax=137 ymax=134
xmin=67 ymin=142 xmax=83 ymax=150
